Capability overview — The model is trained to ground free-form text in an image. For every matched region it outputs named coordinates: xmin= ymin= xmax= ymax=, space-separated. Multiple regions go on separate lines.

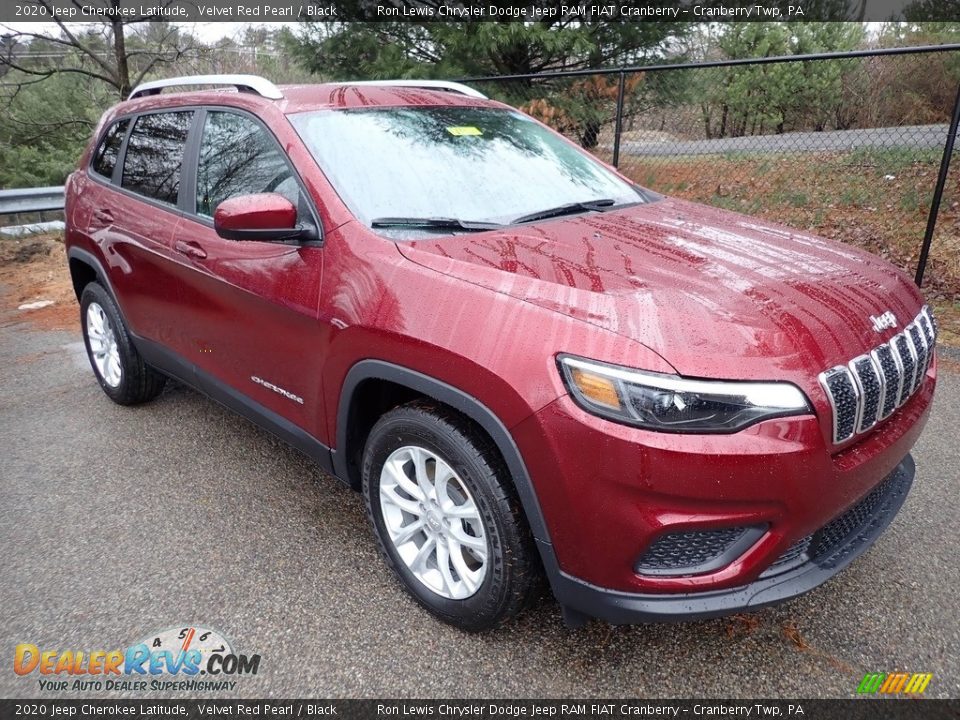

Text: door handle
xmin=175 ymin=240 xmax=208 ymax=260
xmin=92 ymin=208 xmax=114 ymax=224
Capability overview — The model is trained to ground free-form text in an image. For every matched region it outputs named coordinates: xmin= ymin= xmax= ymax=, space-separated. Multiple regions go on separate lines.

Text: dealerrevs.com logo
xmin=14 ymin=626 xmax=261 ymax=692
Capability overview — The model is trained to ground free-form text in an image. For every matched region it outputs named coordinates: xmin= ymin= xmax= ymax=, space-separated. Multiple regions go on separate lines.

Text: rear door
xmin=91 ymin=110 xmax=194 ymax=346
xmin=69 ymin=117 xmax=128 ymax=245
xmin=167 ymin=108 xmax=325 ymax=433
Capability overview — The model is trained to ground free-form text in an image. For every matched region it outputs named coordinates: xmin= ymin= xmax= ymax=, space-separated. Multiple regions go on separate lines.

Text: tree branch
xmin=0 ymin=55 xmax=118 ymax=90
xmin=7 ymin=116 xmax=94 ymax=144
xmin=27 ymin=0 xmax=118 ymax=81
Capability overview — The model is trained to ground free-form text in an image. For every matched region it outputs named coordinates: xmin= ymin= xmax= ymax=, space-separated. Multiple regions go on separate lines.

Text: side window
xmin=91 ymin=119 xmax=129 ymax=180
xmin=121 ymin=111 xmax=193 ymax=206
xmin=195 ymin=111 xmax=302 ymax=218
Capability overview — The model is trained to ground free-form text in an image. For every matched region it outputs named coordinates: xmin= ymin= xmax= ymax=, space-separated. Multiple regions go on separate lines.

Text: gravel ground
xmin=1 ymin=317 xmax=957 ymax=700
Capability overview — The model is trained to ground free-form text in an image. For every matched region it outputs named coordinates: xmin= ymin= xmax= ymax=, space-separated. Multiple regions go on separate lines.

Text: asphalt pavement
xmin=617 ymin=124 xmax=949 ymax=157
xmin=1 ymin=317 xmax=958 ymax=699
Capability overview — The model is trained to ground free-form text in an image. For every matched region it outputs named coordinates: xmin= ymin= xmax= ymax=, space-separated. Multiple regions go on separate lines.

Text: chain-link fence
xmin=467 ymin=45 xmax=960 ymax=331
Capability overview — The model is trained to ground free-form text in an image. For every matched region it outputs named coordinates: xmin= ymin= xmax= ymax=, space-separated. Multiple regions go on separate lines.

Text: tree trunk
xmin=575 ymin=41 xmax=611 ymax=150
xmin=701 ymin=103 xmax=713 ymax=139
xmin=580 ymin=119 xmax=601 ymax=149
xmin=112 ymin=17 xmax=130 ymax=99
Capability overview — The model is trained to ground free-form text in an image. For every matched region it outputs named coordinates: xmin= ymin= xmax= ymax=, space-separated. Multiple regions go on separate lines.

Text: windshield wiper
xmin=511 ymin=198 xmax=618 ymax=225
xmin=371 ymin=217 xmax=503 ymax=232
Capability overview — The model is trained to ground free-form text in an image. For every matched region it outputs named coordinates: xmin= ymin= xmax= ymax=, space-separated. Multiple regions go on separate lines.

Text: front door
xmin=167 ymin=109 xmax=325 ymax=435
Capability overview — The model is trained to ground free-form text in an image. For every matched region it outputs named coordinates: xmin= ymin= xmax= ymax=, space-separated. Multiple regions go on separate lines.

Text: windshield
xmin=289 ymin=106 xmax=645 ymax=236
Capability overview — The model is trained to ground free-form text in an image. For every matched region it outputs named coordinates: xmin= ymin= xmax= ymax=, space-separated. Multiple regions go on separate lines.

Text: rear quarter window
xmin=90 ymin=119 xmax=129 ymax=181
xmin=120 ymin=111 xmax=193 ymax=206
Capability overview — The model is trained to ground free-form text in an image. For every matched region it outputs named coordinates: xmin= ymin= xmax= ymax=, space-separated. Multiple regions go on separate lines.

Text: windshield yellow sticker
xmin=447 ymin=126 xmax=483 ymax=136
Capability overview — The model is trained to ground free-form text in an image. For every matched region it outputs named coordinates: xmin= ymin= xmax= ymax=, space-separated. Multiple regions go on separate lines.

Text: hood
xmin=397 ymin=197 xmax=924 ymax=385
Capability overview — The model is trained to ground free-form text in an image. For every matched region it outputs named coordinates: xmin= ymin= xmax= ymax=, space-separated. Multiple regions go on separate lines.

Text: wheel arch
xmin=335 ymin=360 xmax=554 ymax=554
xmin=67 ymin=247 xmax=128 ymax=326
xmin=68 ymin=256 xmax=98 ymax=302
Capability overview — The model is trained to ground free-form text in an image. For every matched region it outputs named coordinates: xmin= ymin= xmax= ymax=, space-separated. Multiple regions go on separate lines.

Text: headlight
xmin=558 ymin=355 xmax=811 ymax=433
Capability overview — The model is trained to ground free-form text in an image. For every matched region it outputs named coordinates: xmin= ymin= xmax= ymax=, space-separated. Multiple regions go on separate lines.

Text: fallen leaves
xmin=782 ymin=620 xmax=812 ymax=651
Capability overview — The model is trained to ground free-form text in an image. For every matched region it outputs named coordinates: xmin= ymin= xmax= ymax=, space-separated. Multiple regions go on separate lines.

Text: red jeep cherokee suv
xmin=65 ymin=74 xmax=937 ymax=631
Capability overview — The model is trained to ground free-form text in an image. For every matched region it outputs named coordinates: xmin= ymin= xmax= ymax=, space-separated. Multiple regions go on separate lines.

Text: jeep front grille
xmin=819 ymin=306 xmax=936 ymax=445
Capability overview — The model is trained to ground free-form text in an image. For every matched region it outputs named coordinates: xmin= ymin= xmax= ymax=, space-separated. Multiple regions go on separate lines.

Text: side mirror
xmin=213 ymin=193 xmax=318 ymax=243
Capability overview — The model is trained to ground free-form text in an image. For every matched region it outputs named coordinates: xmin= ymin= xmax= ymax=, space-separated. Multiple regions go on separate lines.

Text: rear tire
xmin=362 ymin=401 xmax=538 ymax=632
xmin=80 ymin=282 xmax=166 ymax=405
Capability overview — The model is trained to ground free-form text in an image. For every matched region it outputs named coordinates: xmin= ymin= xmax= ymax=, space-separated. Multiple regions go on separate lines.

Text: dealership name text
xmin=376 ymin=704 xmax=804 ymax=717
xmin=376 ymin=4 xmax=806 ymax=18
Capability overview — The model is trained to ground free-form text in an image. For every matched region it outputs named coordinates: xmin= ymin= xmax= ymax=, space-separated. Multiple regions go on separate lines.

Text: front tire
xmin=362 ymin=401 xmax=538 ymax=631
xmin=80 ymin=282 xmax=165 ymax=405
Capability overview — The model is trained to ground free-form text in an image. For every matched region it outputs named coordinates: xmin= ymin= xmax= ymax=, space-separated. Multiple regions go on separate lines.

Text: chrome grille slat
xmin=849 ymin=355 xmax=881 ymax=432
xmin=908 ymin=322 xmax=929 ymax=380
xmin=820 ymin=306 xmax=935 ymax=445
xmin=920 ymin=313 xmax=936 ymax=373
xmin=892 ymin=333 xmax=917 ymax=406
xmin=918 ymin=312 xmax=935 ymax=351
xmin=870 ymin=344 xmax=900 ymax=420
xmin=819 ymin=367 xmax=859 ymax=443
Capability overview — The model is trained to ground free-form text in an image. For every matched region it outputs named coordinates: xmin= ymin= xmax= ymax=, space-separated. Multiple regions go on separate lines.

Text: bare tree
xmin=0 ymin=1 xmax=200 ymax=99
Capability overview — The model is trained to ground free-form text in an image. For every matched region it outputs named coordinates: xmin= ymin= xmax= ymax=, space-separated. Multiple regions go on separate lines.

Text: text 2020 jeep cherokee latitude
xmin=65 ymin=75 xmax=937 ymax=631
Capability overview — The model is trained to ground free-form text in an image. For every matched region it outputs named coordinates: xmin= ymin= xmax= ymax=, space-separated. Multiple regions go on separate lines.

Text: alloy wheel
xmin=86 ymin=301 xmax=122 ymax=388
xmin=379 ymin=445 xmax=488 ymax=600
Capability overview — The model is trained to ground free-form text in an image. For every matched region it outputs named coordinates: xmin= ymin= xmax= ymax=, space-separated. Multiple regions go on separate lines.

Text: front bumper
xmin=511 ymin=359 xmax=934 ymax=622
xmin=548 ymin=455 xmax=913 ymax=624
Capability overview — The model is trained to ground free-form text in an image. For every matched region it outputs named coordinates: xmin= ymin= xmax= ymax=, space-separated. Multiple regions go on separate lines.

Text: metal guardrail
xmin=0 ymin=186 xmax=65 ymax=215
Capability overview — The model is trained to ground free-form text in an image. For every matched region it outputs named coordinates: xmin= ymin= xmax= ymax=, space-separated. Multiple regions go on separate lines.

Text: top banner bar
xmin=0 ymin=0 xmax=954 ymax=24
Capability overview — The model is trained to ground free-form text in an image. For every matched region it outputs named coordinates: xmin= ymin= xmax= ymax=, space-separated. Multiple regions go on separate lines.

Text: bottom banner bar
xmin=0 ymin=699 xmax=956 ymax=720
